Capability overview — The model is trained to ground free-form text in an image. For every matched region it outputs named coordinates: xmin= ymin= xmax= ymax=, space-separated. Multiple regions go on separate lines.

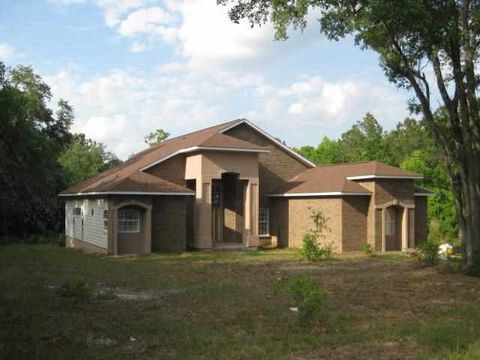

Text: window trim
xmin=103 ymin=210 xmax=108 ymax=232
xmin=118 ymin=208 xmax=140 ymax=233
xmin=259 ymin=207 xmax=270 ymax=237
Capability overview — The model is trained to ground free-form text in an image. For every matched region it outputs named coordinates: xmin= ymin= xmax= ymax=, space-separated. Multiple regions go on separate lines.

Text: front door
xmin=385 ymin=207 xmax=401 ymax=251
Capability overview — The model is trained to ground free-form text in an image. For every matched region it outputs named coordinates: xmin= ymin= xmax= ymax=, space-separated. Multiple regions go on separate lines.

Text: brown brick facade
xmin=286 ymin=198 xmax=343 ymax=251
xmin=145 ymin=154 xmax=187 ymax=186
xmin=342 ymin=196 xmax=369 ymax=251
xmin=414 ymin=196 xmax=428 ymax=244
xmin=152 ymin=196 xmax=187 ymax=253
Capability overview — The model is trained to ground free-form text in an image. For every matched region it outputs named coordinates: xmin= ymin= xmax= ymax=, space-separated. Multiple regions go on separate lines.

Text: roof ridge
xmin=314 ymin=160 xmax=375 ymax=168
xmin=127 ymin=118 xmax=246 ymax=160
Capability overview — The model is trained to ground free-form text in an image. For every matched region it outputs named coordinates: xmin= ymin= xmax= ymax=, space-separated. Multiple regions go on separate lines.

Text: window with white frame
xmin=103 ymin=210 xmax=108 ymax=231
xmin=118 ymin=208 xmax=140 ymax=233
xmin=259 ymin=208 xmax=270 ymax=236
xmin=385 ymin=208 xmax=396 ymax=236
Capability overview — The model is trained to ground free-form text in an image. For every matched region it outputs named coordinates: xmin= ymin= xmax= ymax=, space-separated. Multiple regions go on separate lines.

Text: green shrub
xmin=300 ymin=209 xmax=334 ymax=261
xmin=57 ymin=279 xmax=92 ymax=303
xmin=416 ymin=240 xmax=440 ymax=266
xmin=361 ymin=243 xmax=373 ymax=255
xmin=278 ymin=276 xmax=327 ymax=324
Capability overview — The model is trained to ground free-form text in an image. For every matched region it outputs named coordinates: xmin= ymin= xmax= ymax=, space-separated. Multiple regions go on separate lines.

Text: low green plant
xmin=272 ymin=275 xmax=327 ymax=324
xmin=57 ymin=279 xmax=92 ymax=303
xmin=445 ymin=340 xmax=480 ymax=359
xmin=416 ymin=240 xmax=440 ymax=266
xmin=300 ymin=209 xmax=334 ymax=261
xmin=361 ymin=243 xmax=374 ymax=256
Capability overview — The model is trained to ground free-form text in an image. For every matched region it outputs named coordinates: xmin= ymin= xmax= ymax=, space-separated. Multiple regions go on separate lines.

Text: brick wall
xmin=224 ymin=123 xmax=309 ymax=205
xmin=270 ymin=198 xmax=289 ymax=247
xmin=287 ymin=198 xmax=343 ymax=251
xmin=145 ymin=154 xmax=187 ymax=186
xmin=414 ymin=196 xmax=428 ymax=245
xmin=152 ymin=196 xmax=187 ymax=253
xmin=342 ymin=196 xmax=369 ymax=251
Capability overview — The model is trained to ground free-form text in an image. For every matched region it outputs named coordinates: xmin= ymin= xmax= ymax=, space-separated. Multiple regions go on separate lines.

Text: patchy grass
xmin=1 ymin=244 xmax=480 ymax=359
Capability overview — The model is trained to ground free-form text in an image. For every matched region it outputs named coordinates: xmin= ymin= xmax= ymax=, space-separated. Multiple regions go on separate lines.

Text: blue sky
xmin=0 ymin=0 xmax=413 ymax=159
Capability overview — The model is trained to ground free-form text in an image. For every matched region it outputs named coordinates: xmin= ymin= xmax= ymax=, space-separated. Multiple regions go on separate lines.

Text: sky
xmin=0 ymin=0 xmax=414 ymax=160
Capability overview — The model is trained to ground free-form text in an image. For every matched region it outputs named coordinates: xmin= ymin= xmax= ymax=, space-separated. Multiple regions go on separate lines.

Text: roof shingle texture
xmin=60 ymin=119 xmax=264 ymax=195
xmin=271 ymin=161 xmax=421 ymax=195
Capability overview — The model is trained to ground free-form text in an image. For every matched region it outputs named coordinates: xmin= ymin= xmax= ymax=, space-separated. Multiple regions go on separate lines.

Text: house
xmin=59 ymin=119 xmax=431 ymax=255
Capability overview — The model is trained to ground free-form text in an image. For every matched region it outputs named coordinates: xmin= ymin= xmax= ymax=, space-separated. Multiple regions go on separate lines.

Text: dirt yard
xmin=1 ymin=244 xmax=479 ymax=359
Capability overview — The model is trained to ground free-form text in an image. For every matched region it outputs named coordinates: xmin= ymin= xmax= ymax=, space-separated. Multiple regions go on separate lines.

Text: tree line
xmin=0 ymin=62 xmax=120 ymax=240
xmin=0 ymin=61 xmax=456 ymax=245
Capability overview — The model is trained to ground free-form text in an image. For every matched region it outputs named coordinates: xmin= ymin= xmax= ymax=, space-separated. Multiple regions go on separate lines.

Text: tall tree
xmin=0 ymin=63 xmax=69 ymax=236
xmin=59 ymin=134 xmax=120 ymax=186
xmin=219 ymin=0 xmax=480 ymax=265
xmin=144 ymin=129 xmax=170 ymax=146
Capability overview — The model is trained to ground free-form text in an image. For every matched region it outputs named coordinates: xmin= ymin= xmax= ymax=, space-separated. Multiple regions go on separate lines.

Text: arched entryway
xmin=384 ymin=205 xmax=403 ymax=251
xmin=112 ymin=200 xmax=152 ymax=255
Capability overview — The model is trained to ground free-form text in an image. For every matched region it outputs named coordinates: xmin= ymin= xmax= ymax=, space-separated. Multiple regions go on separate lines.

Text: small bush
xmin=416 ymin=240 xmax=440 ymax=266
xmin=57 ymin=279 xmax=92 ymax=303
xmin=361 ymin=243 xmax=374 ymax=255
xmin=274 ymin=275 xmax=327 ymax=324
xmin=300 ymin=209 xmax=334 ymax=261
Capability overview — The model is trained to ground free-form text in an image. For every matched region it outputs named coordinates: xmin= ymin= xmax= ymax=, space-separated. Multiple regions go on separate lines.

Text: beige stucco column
xmin=243 ymin=181 xmax=259 ymax=247
xmin=402 ymin=207 xmax=409 ymax=251
xmin=195 ymin=179 xmax=213 ymax=249
xmin=381 ymin=208 xmax=386 ymax=252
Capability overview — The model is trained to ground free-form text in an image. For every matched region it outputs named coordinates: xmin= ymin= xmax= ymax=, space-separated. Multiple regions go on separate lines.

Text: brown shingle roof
xmin=60 ymin=119 xmax=266 ymax=195
xmin=270 ymin=161 xmax=422 ymax=196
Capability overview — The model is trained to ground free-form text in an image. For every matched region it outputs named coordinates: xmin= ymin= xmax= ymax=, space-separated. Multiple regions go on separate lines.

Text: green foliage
xmin=272 ymin=275 xmax=327 ymax=324
xmin=300 ymin=209 xmax=334 ymax=261
xmin=59 ymin=134 xmax=120 ymax=185
xmin=144 ymin=128 xmax=170 ymax=146
xmin=0 ymin=61 xmax=120 ymax=237
xmin=416 ymin=240 xmax=440 ymax=267
xmin=445 ymin=341 xmax=480 ymax=360
xmin=361 ymin=243 xmax=374 ymax=256
xmin=57 ymin=279 xmax=92 ymax=303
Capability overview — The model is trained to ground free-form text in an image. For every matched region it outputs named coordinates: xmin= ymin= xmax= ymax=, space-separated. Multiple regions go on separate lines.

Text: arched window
xmin=118 ymin=208 xmax=140 ymax=233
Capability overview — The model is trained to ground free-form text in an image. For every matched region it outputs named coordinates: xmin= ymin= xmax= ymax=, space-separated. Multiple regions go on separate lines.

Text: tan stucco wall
xmin=224 ymin=123 xmax=309 ymax=206
xmin=287 ymin=197 xmax=343 ymax=252
xmin=342 ymin=196 xmax=369 ymax=251
xmin=185 ymin=151 xmax=259 ymax=249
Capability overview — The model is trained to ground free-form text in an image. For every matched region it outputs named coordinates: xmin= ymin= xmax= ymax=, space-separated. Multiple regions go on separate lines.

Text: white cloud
xmin=0 ymin=43 xmax=15 ymax=62
xmin=118 ymin=6 xmax=175 ymax=37
xmin=95 ymin=0 xmax=152 ymax=27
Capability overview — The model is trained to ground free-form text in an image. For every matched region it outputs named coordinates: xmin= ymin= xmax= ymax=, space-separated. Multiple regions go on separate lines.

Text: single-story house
xmin=59 ymin=119 xmax=431 ymax=255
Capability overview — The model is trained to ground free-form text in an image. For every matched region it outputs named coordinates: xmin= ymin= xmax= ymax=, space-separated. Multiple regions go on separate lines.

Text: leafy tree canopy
xmin=144 ymin=129 xmax=170 ymax=146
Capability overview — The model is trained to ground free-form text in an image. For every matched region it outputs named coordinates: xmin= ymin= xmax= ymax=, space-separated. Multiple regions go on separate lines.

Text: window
xmin=73 ymin=207 xmax=81 ymax=216
xmin=91 ymin=209 xmax=94 ymax=216
xmin=118 ymin=208 xmax=140 ymax=233
xmin=385 ymin=208 xmax=396 ymax=236
xmin=103 ymin=210 xmax=108 ymax=231
xmin=259 ymin=208 xmax=270 ymax=236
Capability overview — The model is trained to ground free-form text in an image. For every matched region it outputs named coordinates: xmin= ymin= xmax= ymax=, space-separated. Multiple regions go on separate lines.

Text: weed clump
xmin=416 ymin=240 xmax=440 ymax=266
xmin=57 ymin=279 xmax=92 ymax=303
